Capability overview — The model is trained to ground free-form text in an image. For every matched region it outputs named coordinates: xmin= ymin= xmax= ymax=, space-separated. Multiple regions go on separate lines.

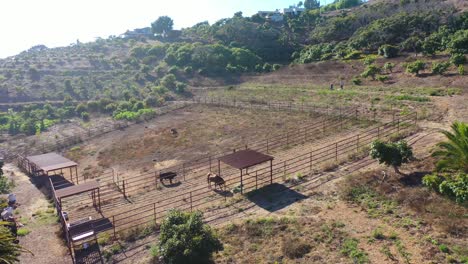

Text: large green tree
xmin=151 ymin=16 xmax=174 ymax=36
xmin=370 ymin=140 xmax=414 ymax=174
xmin=432 ymin=121 xmax=468 ymax=173
xmin=156 ymin=210 xmax=223 ymax=264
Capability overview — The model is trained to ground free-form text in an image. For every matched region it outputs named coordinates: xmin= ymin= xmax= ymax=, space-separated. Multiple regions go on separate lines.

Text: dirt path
xmin=3 ymin=163 xmax=71 ymax=264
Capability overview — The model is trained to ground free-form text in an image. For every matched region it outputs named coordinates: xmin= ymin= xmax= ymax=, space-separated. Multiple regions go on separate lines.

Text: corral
xmin=13 ymin=98 xmax=418 ymax=263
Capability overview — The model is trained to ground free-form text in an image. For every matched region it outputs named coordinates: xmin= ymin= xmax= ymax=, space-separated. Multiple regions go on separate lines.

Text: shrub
xmin=431 ymin=61 xmax=451 ymax=75
xmin=161 ymin=74 xmax=177 ymax=90
xmin=439 ymin=244 xmax=449 ymax=253
xmin=263 ymin=63 xmax=272 ymax=72
xmin=17 ymin=228 xmax=30 ymax=236
xmin=352 ymin=77 xmax=362 ymax=85
xmin=272 ymin=64 xmax=281 ymax=71
xmin=450 ymin=54 xmax=466 ymax=66
xmin=423 ymin=172 xmax=467 ymax=204
xmin=363 ymin=57 xmax=375 ymax=66
xmin=376 ymin=75 xmax=389 ymax=83
xmin=458 ymin=65 xmax=465 ymax=76
xmin=383 ymin=62 xmax=395 ymax=73
xmin=340 ymin=238 xmax=369 ymax=264
xmin=157 ymin=210 xmax=223 ymax=264
xmin=0 ymin=176 xmax=12 ymax=194
xmin=378 ymin=44 xmax=399 ymax=58
xmin=344 ymin=50 xmax=362 ymax=60
xmin=361 ymin=65 xmax=381 ymax=80
xmin=80 ymin=112 xmax=90 ymax=122
xmin=405 ymin=60 xmax=426 ymax=76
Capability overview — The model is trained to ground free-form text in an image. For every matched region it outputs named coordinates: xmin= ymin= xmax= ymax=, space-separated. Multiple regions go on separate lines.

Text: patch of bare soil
xmin=3 ymin=163 xmax=71 ymax=264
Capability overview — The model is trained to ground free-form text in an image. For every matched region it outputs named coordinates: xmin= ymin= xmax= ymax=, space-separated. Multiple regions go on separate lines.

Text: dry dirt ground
xmin=2 ymin=163 xmax=71 ymax=264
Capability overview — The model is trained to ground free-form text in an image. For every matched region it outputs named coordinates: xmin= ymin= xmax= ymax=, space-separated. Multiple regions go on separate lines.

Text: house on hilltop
xmin=257 ymin=5 xmax=305 ymax=22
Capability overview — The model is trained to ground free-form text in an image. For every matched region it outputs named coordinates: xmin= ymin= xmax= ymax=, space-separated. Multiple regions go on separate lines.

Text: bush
xmin=157 ymin=210 xmax=223 ymax=264
xmin=363 ymin=57 xmax=375 ymax=66
xmin=376 ymin=75 xmax=389 ymax=83
xmin=0 ymin=176 xmax=12 ymax=194
xmin=459 ymin=65 xmax=465 ymax=76
xmin=423 ymin=172 xmax=467 ymax=204
xmin=450 ymin=54 xmax=466 ymax=66
xmin=378 ymin=45 xmax=399 ymax=58
xmin=161 ymin=74 xmax=177 ymax=90
xmin=405 ymin=60 xmax=426 ymax=76
xmin=80 ymin=112 xmax=90 ymax=122
xmin=340 ymin=238 xmax=369 ymax=264
xmin=263 ymin=63 xmax=272 ymax=72
xmin=272 ymin=64 xmax=281 ymax=71
xmin=344 ymin=50 xmax=362 ymax=60
xmin=352 ymin=77 xmax=362 ymax=85
xmin=361 ymin=65 xmax=381 ymax=80
xmin=383 ymin=62 xmax=395 ymax=73
xmin=431 ymin=61 xmax=451 ymax=75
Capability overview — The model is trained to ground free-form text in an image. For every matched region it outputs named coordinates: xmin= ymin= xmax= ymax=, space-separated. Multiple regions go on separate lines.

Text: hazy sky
xmin=0 ymin=0 xmax=330 ymax=59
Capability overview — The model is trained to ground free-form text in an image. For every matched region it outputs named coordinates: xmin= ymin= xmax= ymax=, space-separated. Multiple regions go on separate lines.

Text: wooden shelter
xmin=218 ymin=149 xmax=274 ymax=193
xmin=25 ymin=152 xmax=79 ymax=183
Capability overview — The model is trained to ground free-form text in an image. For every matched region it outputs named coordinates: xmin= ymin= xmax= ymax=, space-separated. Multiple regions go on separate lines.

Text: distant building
xmin=257 ymin=10 xmax=284 ymax=22
xmin=121 ymin=27 xmax=153 ymax=38
xmin=283 ymin=7 xmax=306 ymax=16
xmin=257 ymin=6 xmax=305 ymax=22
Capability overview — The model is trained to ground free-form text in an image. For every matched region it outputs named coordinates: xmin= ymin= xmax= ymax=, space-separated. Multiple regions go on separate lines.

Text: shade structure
xmin=218 ymin=149 xmax=273 ymax=170
xmin=218 ymin=149 xmax=274 ymax=194
xmin=25 ymin=152 xmax=79 ymax=183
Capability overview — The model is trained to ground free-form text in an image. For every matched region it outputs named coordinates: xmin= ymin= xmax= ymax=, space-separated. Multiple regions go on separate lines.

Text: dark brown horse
xmin=207 ymin=172 xmax=225 ymax=190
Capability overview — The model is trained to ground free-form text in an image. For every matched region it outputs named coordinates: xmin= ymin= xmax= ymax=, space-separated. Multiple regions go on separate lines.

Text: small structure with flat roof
xmin=24 ymin=152 xmax=79 ymax=183
xmin=218 ymin=149 xmax=274 ymax=193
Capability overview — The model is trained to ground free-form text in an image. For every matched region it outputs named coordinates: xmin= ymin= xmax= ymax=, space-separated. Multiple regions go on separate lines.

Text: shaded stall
xmin=25 ymin=152 xmax=79 ymax=183
xmin=218 ymin=149 xmax=274 ymax=193
xmin=54 ymin=180 xmax=101 ymax=213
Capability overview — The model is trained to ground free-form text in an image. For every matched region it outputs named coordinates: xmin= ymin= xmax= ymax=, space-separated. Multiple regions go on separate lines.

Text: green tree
xmin=370 ymin=140 xmax=414 ymax=174
xmin=161 ymin=74 xmax=177 ymax=90
xmin=383 ymin=62 xmax=395 ymax=73
xmin=405 ymin=60 xmax=426 ymax=76
xmin=151 ymin=16 xmax=174 ymax=37
xmin=304 ymin=0 xmax=320 ymax=9
xmin=450 ymin=54 xmax=466 ymax=66
xmin=156 ymin=210 xmax=223 ymax=264
xmin=448 ymin=30 xmax=468 ymax=54
xmin=431 ymin=61 xmax=451 ymax=75
xmin=432 ymin=121 xmax=468 ymax=173
xmin=378 ymin=44 xmax=399 ymax=58
xmin=360 ymin=65 xmax=381 ymax=80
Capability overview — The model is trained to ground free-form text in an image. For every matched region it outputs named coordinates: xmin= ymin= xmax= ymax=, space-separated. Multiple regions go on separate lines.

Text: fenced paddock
xmin=52 ymin=112 xmax=417 ymax=243
xmin=59 ymin=102 xmax=376 ymax=215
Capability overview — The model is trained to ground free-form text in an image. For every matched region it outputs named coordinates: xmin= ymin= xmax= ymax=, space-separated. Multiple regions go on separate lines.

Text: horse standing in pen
xmin=207 ymin=172 xmax=225 ymax=191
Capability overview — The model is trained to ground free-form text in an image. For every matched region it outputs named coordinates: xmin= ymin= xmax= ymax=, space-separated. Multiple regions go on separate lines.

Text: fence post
xmin=123 ymin=180 xmax=126 ymax=198
xmin=182 ymin=163 xmax=186 ymax=181
xmin=153 ymin=203 xmax=157 ymax=222
xmin=309 ymin=151 xmax=313 ymax=171
xmin=284 ymin=161 xmax=287 ymax=177
xmin=155 ymin=171 xmax=158 ymax=187
xmin=286 ymin=133 xmax=289 ymax=146
xmin=357 ymin=134 xmax=360 ymax=152
xmin=209 ymin=156 xmax=212 ymax=172
xmin=112 ymin=216 xmax=116 ymax=238
xmin=255 ymin=171 xmax=258 ymax=190
xmin=190 ymin=192 xmax=193 ymax=212
xmin=397 ymin=118 xmax=400 ymax=133
xmin=378 ymin=127 xmax=380 ymax=139
xmin=266 ymin=138 xmax=269 ymax=153
xmin=335 ymin=142 xmax=338 ymax=161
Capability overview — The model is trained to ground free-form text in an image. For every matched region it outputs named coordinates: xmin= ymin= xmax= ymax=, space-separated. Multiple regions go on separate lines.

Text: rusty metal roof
xmin=26 ymin=152 xmax=77 ymax=172
xmin=218 ymin=149 xmax=274 ymax=170
xmin=55 ymin=180 xmax=99 ymax=199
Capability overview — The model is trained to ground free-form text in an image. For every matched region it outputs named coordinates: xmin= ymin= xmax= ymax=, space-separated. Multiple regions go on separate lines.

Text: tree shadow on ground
xmin=245 ymin=183 xmax=307 ymax=212
xmin=399 ymin=171 xmax=431 ymax=187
